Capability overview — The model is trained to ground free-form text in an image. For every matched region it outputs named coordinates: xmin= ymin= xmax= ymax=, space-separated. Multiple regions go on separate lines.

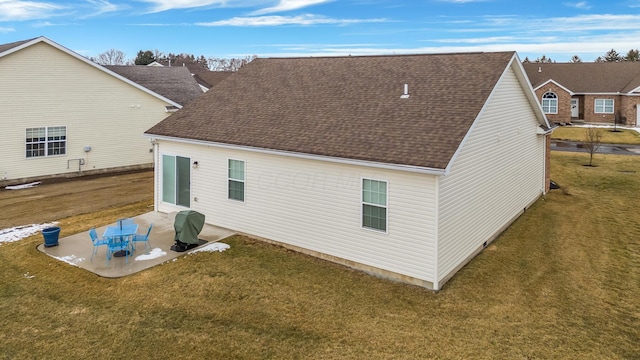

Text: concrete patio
xmin=37 ymin=211 xmax=235 ymax=278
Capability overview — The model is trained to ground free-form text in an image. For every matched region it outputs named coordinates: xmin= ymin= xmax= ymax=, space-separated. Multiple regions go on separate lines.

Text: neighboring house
xmin=145 ymin=52 xmax=552 ymax=290
xmin=524 ymin=62 xmax=640 ymax=126
xmin=0 ymin=36 xmax=202 ymax=185
xmin=150 ymin=60 xmax=233 ymax=92
xmin=105 ymin=65 xmax=204 ymax=106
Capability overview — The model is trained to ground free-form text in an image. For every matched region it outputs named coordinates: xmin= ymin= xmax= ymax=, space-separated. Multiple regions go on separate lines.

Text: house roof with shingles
xmin=0 ymin=38 xmax=35 ymax=54
xmin=154 ymin=60 xmax=234 ymax=89
xmin=146 ymin=52 xmax=542 ymax=171
xmin=105 ymin=65 xmax=203 ymax=106
xmin=523 ymin=62 xmax=640 ymax=94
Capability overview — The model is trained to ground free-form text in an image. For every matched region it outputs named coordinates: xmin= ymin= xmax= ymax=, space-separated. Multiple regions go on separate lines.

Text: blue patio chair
xmin=89 ymin=228 xmax=109 ymax=261
xmin=106 ymin=235 xmax=132 ymax=265
xmin=132 ymin=224 xmax=153 ymax=253
xmin=119 ymin=218 xmax=135 ymax=226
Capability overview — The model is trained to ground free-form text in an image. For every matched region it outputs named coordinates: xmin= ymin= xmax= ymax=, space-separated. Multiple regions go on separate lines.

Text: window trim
xmin=541 ymin=92 xmax=558 ymax=114
xmin=361 ymin=178 xmax=388 ymax=233
xmin=25 ymin=126 xmax=67 ymax=158
xmin=594 ymin=98 xmax=614 ymax=114
xmin=227 ymin=158 xmax=246 ymax=203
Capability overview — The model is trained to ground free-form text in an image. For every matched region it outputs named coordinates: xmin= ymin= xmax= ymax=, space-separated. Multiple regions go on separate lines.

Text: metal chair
xmin=132 ymin=224 xmax=153 ymax=253
xmin=106 ymin=235 xmax=132 ymax=265
xmin=89 ymin=228 xmax=109 ymax=261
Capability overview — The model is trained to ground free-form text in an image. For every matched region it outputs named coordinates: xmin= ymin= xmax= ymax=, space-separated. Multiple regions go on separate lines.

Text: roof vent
xmin=400 ymin=83 xmax=410 ymax=99
xmin=538 ymin=67 xmax=542 ymax=73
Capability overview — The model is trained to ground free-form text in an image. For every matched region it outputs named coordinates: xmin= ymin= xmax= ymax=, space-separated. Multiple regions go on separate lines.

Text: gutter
xmin=144 ymin=134 xmax=448 ymax=176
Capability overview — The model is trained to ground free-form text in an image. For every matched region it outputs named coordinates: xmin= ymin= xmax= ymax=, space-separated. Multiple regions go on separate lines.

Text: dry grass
xmin=1 ymin=153 xmax=639 ymax=359
xmin=552 ymin=126 xmax=640 ymax=145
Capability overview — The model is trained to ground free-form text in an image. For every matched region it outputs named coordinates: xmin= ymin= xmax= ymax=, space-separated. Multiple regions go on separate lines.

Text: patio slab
xmin=36 ymin=211 xmax=235 ymax=278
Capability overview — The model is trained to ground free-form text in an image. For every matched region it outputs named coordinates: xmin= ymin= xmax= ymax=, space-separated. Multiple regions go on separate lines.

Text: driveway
xmin=551 ymin=140 xmax=640 ymax=156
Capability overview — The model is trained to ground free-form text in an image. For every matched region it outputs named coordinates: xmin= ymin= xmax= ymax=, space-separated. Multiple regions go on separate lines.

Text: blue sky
xmin=1 ymin=0 xmax=640 ymax=62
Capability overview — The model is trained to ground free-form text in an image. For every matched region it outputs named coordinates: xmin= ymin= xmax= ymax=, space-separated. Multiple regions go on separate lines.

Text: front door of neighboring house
xmin=571 ymin=98 xmax=579 ymax=118
xmin=637 ymin=104 xmax=640 ymax=126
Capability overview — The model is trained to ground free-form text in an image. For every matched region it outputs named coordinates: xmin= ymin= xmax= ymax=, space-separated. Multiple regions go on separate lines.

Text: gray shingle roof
xmin=105 ymin=65 xmax=204 ymax=106
xmin=146 ymin=52 xmax=516 ymax=170
xmin=0 ymin=38 xmax=37 ymax=54
xmin=523 ymin=62 xmax=640 ymax=93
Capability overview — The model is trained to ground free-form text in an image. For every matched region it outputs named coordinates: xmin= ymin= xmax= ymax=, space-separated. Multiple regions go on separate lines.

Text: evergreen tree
xmin=134 ymin=50 xmax=156 ymax=65
xmin=570 ymin=55 xmax=582 ymax=63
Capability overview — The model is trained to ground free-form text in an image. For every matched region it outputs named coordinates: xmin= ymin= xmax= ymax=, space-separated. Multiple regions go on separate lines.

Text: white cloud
xmin=563 ymin=1 xmax=592 ymax=9
xmin=0 ymin=0 xmax=65 ymax=21
xmin=197 ymin=14 xmax=387 ymax=26
xmin=138 ymin=0 xmax=225 ymax=13
xmin=84 ymin=0 xmax=128 ymax=17
xmin=0 ymin=26 xmax=15 ymax=32
xmin=252 ymin=0 xmax=332 ymax=15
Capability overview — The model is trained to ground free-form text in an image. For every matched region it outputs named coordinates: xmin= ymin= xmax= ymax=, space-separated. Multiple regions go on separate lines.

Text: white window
xmin=541 ymin=92 xmax=558 ymax=114
xmin=26 ymin=126 xmax=66 ymax=158
xmin=228 ymin=159 xmax=245 ymax=202
xmin=362 ymin=178 xmax=387 ymax=232
xmin=162 ymin=154 xmax=190 ymax=207
xmin=594 ymin=99 xmax=614 ymax=114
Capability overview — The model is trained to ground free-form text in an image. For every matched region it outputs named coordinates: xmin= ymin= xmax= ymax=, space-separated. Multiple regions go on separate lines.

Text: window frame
xmin=594 ymin=98 xmax=614 ymax=114
xmin=541 ymin=92 xmax=558 ymax=114
xmin=227 ymin=158 xmax=246 ymax=202
xmin=25 ymin=126 xmax=67 ymax=158
xmin=361 ymin=178 xmax=388 ymax=233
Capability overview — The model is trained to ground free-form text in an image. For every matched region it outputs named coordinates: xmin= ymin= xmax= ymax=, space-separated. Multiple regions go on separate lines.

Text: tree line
xmin=90 ymin=48 xmax=257 ymax=71
xmin=523 ymin=48 xmax=640 ymax=63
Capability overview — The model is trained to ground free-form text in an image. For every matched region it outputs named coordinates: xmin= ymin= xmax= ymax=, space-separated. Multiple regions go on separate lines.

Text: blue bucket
xmin=42 ymin=226 xmax=61 ymax=247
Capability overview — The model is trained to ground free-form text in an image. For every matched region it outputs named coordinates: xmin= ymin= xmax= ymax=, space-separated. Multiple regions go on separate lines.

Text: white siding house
xmin=146 ymin=52 xmax=552 ymax=290
xmin=0 ymin=37 xmax=201 ymax=185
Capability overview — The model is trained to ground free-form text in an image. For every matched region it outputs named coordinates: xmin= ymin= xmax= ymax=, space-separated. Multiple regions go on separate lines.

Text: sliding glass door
xmin=162 ymin=154 xmax=190 ymax=208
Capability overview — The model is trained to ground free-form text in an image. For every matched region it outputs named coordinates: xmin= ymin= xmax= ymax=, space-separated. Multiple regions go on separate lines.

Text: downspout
xmin=433 ymin=175 xmax=440 ymax=291
xmin=152 ymin=139 xmax=159 ymax=212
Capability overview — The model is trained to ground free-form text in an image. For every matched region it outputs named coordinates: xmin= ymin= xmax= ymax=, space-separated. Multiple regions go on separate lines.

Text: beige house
xmin=146 ymin=52 xmax=551 ymax=290
xmin=524 ymin=62 xmax=640 ymax=126
xmin=0 ymin=37 xmax=202 ymax=185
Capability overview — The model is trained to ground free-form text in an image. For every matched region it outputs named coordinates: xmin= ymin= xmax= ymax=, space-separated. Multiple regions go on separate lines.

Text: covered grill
xmin=170 ymin=210 xmax=205 ymax=252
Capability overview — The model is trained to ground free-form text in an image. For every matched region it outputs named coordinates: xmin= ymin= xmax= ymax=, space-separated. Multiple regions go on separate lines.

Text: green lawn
xmin=1 ymin=152 xmax=639 ymax=359
xmin=552 ymin=126 xmax=640 ymax=145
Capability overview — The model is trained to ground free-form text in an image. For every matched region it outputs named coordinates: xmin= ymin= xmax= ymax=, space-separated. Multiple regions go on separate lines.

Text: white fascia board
xmin=1 ymin=36 xmax=182 ymax=109
xmin=577 ymin=92 xmax=633 ymax=96
xmin=511 ymin=55 xmax=551 ymax=129
xmin=533 ymin=79 xmax=574 ymax=96
xmin=144 ymin=134 xmax=447 ymax=176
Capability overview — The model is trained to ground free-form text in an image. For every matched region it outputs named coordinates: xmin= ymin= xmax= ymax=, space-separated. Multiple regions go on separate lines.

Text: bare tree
xmin=92 ymin=49 xmax=126 ymax=65
xmin=582 ymin=127 xmax=603 ymax=166
xmin=208 ymin=55 xmax=257 ymax=71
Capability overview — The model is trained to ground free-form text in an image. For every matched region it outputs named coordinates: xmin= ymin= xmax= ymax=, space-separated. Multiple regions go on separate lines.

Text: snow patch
xmin=5 ymin=181 xmax=41 ymax=190
xmin=189 ymin=242 xmax=230 ymax=254
xmin=135 ymin=248 xmax=167 ymax=261
xmin=0 ymin=222 xmax=59 ymax=244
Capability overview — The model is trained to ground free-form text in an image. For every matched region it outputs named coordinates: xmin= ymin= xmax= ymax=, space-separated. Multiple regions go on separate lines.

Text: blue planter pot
xmin=42 ymin=226 xmax=61 ymax=247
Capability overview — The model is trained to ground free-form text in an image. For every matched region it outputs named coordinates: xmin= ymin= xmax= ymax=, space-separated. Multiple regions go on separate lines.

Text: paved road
xmin=551 ymin=140 xmax=640 ymax=156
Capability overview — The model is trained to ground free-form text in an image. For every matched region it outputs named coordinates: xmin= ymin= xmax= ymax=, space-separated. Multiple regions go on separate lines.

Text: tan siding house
xmin=0 ymin=37 xmax=201 ymax=185
xmin=146 ymin=52 xmax=551 ymax=290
